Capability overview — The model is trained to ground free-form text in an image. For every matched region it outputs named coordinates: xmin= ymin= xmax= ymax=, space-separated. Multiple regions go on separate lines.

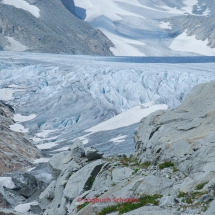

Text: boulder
xmin=69 ymin=139 xmax=85 ymax=158
xmin=64 ymin=159 xmax=104 ymax=201
xmin=11 ymin=173 xmax=46 ymax=200
xmin=85 ymin=147 xmax=104 ymax=161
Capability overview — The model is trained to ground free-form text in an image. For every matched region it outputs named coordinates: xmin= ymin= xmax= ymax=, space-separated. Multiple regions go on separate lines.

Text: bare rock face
xmin=0 ymin=0 xmax=113 ymax=55
xmin=60 ymin=0 xmax=75 ymax=14
xmin=134 ymin=80 xmax=215 ymax=192
xmin=0 ymin=102 xmax=41 ymax=173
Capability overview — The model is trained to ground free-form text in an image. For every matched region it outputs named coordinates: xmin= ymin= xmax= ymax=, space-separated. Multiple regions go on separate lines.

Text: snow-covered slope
xmin=1 ymin=52 xmax=215 ymax=155
xmin=74 ymin=0 xmax=215 ymax=56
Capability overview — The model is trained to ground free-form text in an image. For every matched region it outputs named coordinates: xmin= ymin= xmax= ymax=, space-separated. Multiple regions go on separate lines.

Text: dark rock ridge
xmin=60 ymin=0 xmax=75 ymax=14
xmin=0 ymin=0 xmax=113 ymax=55
xmin=0 ymin=102 xmax=41 ymax=173
xmin=38 ymin=80 xmax=215 ymax=215
xmin=168 ymin=15 xmax=215 ymax=48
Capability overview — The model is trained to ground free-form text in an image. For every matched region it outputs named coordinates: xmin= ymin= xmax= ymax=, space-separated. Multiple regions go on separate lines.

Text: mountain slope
xmin=0 ymin=102 xmax=41 ymax=173
xmin=74 ymin=0 xmax=215 ymax=56
xmin=0 ymin=0 xmax=113 ymax=55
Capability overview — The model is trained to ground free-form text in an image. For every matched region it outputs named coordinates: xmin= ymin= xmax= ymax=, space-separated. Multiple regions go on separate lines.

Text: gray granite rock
xmin=69 ymin=139 xmax=85 ymax=158
xmin=64 ymin=159 xmax=104 ymax=201
xmin=135 ymin=80 xmax=215 ymax=190
xmin=204 ymin=199 xmax=215 ymax=215
xmin=85 ymin=147 xmax=104 ymax=161
xmin=112 ymin=167 xmax=133 ymax=183
xmin=0 ymin=102 xmax=41 ymax=173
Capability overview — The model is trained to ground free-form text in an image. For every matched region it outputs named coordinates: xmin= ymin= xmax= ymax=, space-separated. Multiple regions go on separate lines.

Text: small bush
xmin=77 ymin=202 xmax=90 ymax=212
xmin=132 ymin=168 xmax=139 ymax=175
xmin=195 ymin=182 xmax=209 ymax=190
xmin=141 ymin=161 xmax=151 ymax=169
xmin=178 ymin=192 xmax=187 ymax=198
xmin=158 ymin=161 xmax=175 ymax=170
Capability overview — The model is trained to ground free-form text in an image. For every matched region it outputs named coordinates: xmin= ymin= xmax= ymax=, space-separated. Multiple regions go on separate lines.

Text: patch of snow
xmin=13 ymin=114 xmax=36 ymax=122
xmin=36 ymin=129 xmax=56 ymax=138
xmin=36 ymin=142 xmax=58 ymax=150
xmin=169 ymin=31 xmax=215 ymax=56
xmin=52 ymin=146 xmax=69 ymax=152
xmin=2 ymin=0 xmax=40 ymax=18
xmin=109 ymin=135 xmax=127 ymax=143
xmin=0 ymin=177 xmax=15 ymax=189
xmin=77 ymin=102 xmax=167 ymax=144
xmin=203 ymin=8 xmax=211 ymax=16
xmin=159 ymin=21 xmax=172 ymax=30
xmin=86 ymin=103 xmax=167 ymax=132
xmin=33 ymin=158 xmax=50 ymax=164
xmin=161 ymin=6 xmax=184 ymax=14
xmin=182 ymin=0 xmax=198 ymax=14
xmin=0 ymin=88 xmax=25 ymax=101
xmin=31 ymin=137 xmax=42 ymax=142
xmin=14 ymin=201 xmax=38 ymax=213
xmin=32 ymin=135 xmax=58 ymax=143
xmin=4 ymin=37 xmax=29 ymax=52
xmin=78 ymin=136 xmax=89 ymax=144
xmin=8 ymin=84 xmax=25 ymax=88
xmin=9 ymin=123 xmax=29 ymax=133
xmin=27 ymin=167 xmax=36 ymax=172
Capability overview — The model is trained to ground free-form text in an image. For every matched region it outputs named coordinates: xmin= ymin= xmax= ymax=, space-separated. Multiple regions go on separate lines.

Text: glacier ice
xmin=0 ymin=52 xmax=215 ymax=155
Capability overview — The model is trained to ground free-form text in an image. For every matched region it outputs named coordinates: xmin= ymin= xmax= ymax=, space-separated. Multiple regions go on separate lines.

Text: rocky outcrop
xmin=0 ymin=102 xmax=41 ymax=173
xmin=85 ymin=147 xmax=104 ymax=161
xmin=60 ymin=0 xmax=75 ymax=14
xmin=37 ymin=80 xmax=215 ymax=215
xmin=168 ymin=15 xmax=215 ymax=48
xmin=134 ymin=80 xmax=215 ymax=183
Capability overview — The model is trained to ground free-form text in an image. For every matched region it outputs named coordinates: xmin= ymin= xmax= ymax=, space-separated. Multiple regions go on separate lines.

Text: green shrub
xmin=141 ymin=161 xmax=151 ymax=169
xmin=77 ymin=202 xmax=90 ymax=212
xmin=158 ymin=161 xmax=175 ymax=169
xmin=178 ymin=192 xmax=187 ymax=198
xmin=195 ymin=182 xmax=209 ymax=190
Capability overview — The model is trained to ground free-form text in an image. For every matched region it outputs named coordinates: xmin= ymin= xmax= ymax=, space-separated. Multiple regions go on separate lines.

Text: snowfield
xmin=74 ymin=0 xmax=215 ymax=56
xmin=169 ymin=31 xmax=215 ymax=56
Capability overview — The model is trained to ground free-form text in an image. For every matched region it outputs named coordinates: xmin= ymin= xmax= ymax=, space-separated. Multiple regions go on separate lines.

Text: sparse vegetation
xmin=158 ymin=161 xmax=175 ymax=170
xmin=98 ymin=194 xmax=162 ymax=215
xmin=88 ymin=176 xmax=96 ymax=190
xmin=178 ymin=190 xmax=211 ymax=209
xmin=77 ymin=202 xmax=90 ymax=212
xmin=178 ymin=191 xmax=187 ymax=198
xmin=132 ymin=168 xmax=139 ymax=175
xmin=141 ymin=161 xmax=151 ymax=169
xmin=173 ymin=166 xmax=179 ymax=172
xmin=195 ymin=182 xmax=209 ymax=190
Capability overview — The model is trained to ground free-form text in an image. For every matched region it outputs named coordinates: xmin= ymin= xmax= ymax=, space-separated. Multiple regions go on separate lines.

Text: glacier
xmin=0 ymin=52 xmax=215 ymax=156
